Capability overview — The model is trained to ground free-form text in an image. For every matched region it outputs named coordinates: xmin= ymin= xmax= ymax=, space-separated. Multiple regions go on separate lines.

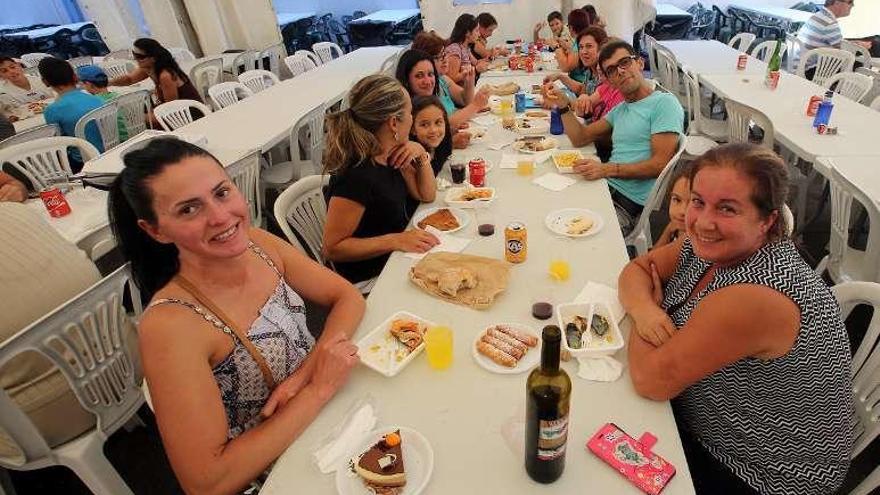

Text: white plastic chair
xmin=0 ymin=263 xmax=143 ymax=495
xmin=257 ymin=43 xmax=287 ymax=78
xmin=68 ymin=56 xmax=94 ymax=69
xmin=20 ymin=53 xmax=52 ymax=68
xmin=285 ymin=53 xmax=317 ymax=77
xmin=785 ymin=33 xmax=806 ymax=73
xmin=153 ymin=99 xmax=212 ymax=131
xmin=273 ymin=174 xmax=331 ymax=265
xmin=798 ymin=48 xmax=855 ymax=86
xmin=822 ymin=72 xmax=873 ymax=103
xmin=644 ymin=34 xmax=660 ymax=76
xmin=379 ymin=53 xmax=398 ymax=76
xmin=262 ymin=104 xmax=324 ymax=198
xmin=226 ymin=151 xmax=262 ymax=227
xmin=727 ymin=33 xmax=756 ymax=53
xmin=872 ymin=95 xmax=880 ymax=111
xmin=74 ymin=102 xmax=121 ymax=152
xmin=207 ymin=81 xmax=253 ymax=110
xmin=655 ymin=48 xmax=685 ymax=106
xmin=625 ymin=136 xmax=686 ymax=255
xmin=723 ymin=98 xmax=775 ymax=149
xmin=229 ymin=51 xmax=257 ymax=76
xmin=237 ymin=69 xmax=279 ymax=94
xmin=852 ymin=466 xmax=880 ymax=495
xmin=114 ymin=89 xmax=151 ymax=139
xmin=0 ymin=137 xmax=99 ymax=189
xmin=842 ymin=39 xmax=873 ymax=70
xmin=817 ymin=167 xmax=880 ymax=284
xmin=0 ymin=124 xmax=59 ymax=150
xmin=294 ymin=50 xmax=322 ymax=68
xmin=188 ymin=57 xmax=223 ymax=102
xmin=750 ymin=40 xmax=787 ymax=63
xmin=100 ymin=59 xmax=136 ymax=80
xmin=831 ymin=281 xmax=880 ymax=458
xmin=168 ymin=47 xmax=196 ymax=63
xmin=104 ymin=49 xmax=132 ymax=60
xmin=681 ymin=68 xmax=726 ymax=157
xmin=312 ymin=42 xmax=343 ymax=63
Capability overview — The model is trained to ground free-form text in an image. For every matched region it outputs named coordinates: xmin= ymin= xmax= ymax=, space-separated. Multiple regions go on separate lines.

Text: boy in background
xmin=77 ymin=65 xmax=128 ymax=142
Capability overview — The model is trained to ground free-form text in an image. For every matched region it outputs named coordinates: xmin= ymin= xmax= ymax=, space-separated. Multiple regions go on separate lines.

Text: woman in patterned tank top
xmin=619 ymin=143 xmax=854 ymax=494
xmin=108 ymin=137 xmax=365 ymax=494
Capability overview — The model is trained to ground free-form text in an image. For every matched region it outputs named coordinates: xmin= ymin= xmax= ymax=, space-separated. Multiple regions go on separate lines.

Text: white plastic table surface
xmin=25 ymin=186 xmax=108 ymax=246
xmin=260 ymin=74 xmax=695 ymax=495
xmin=816 ymin=155 xmax=880 ymax=207
xmin=277 ymin=12 xmax=316 ymax=26
xmin=19 ymin=22 xmax=93 ymax=39
xmin=659 ymin=39 xmax=768 ymax=76
xmin=349 ymin=9 xmax=421 ymax=25
xmin=699 ymin=71 xmax=880 ymax=162
xmin=727 ymin=4 xmax=813 ymax=25
xmin=655 ymin=4 xmax=693 ymax=18
xmin=177 ymin=46 xmax=404 ymax=153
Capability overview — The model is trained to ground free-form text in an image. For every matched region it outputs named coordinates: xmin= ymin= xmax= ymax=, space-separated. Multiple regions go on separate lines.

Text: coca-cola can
xmin=737 ymin=53 xmax=747 ymax=70
xmin=766 ymin=70 xmax=780 ymax=90
xmin=806 ymin=95 xmax=822 ymax=116
xmin=39 ymin=187 xmax=71 ymax=217
xmin=525 ymin=56 xmax=535 ymax=73
xmin=468 ymin=158 xmax=487 ymax=187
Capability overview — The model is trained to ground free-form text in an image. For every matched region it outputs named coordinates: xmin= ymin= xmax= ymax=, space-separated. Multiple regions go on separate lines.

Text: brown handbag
xmin=174 ymin=274 xmax=276 ymax=390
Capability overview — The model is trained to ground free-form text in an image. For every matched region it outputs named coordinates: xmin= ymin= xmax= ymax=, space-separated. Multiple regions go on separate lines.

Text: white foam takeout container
xmin=357 ymin=311 xmax=435 ymax=377
xmin=556 ymin=302 xmax=624 ymax=358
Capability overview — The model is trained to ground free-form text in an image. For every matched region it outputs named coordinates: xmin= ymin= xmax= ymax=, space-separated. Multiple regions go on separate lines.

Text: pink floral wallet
xmin=586 ymin=423 xmax=676 ymax=494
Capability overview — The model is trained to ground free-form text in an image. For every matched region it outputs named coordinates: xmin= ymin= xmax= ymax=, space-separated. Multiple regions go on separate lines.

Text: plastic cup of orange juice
xmin=424 ymin=326 xmax=453 ymax=370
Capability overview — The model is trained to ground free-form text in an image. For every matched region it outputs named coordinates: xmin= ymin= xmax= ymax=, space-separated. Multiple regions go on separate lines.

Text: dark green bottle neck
xmin=541 ymin=338 xmax=560 ymax=373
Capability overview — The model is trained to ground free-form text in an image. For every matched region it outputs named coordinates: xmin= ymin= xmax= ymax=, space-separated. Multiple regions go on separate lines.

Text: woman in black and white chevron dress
xmin=619 ymin=143 xmax=855 ymax=494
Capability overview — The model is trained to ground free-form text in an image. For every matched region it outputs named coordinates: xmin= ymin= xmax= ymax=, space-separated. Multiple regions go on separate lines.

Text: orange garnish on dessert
xmin=384 ymin=432 xmax=401 ymax=447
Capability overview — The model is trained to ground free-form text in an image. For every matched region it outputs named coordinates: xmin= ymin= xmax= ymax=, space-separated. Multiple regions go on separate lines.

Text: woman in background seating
xmin=620 ymin=143 xmax=854 ymax=494
xmin=322 ymin=75 xmax=438 ymax=286
xmin=109 ymin=38 xmax=203 ymax=125
xmin=108 ymin=137 xmax=364 ymax=493
xmin=471 ymin=13 xmax=509 ymax=60
xmin=554 ymin=9 xmax=592 ymax=83
xmin=444 ymin=14 xmax=489 ymax=84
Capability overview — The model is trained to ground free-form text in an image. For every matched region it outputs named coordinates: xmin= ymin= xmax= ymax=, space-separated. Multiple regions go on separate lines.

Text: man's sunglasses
xmin=602 ymin=55 xmax=639 ymax=77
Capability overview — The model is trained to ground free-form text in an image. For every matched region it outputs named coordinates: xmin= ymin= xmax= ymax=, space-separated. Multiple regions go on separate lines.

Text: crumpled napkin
xmin=532 ymin=172 xmax=576 ymax=191
xmin=313 ymin=401 xmax=378 ymax=473
xmin=404 ymin=225 xmax=472 ymax=260
xmin=471 ymin=114 xmax=498 ymax=127
xmin=577 ymin=355 xmax=624 ymax=382
xmin=574 ymin=281 xmax=625 ymax=324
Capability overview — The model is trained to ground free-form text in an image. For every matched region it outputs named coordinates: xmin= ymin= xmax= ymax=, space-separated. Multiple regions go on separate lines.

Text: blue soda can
xmin=515 ymin=92 xmax=526 ymax=113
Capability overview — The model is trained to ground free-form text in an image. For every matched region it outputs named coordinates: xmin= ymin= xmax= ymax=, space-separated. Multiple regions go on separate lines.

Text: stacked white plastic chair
xmin=188 ymin=57 xmax=223 ymax=102
xmin=238 ymin=69 xmax=280 ymax=93
xmin=257 ymin=43 xmax=287 ymax=78
xmin=153 ymin=99 xmax=212 ymax=131
xmin=312 ymin=42 xmax=344 ymax=63
xmin=285 ymin=53 xmax=317 ymax=77
xmin=207 ymin=81 xmax=253 ymax=110
xmin=294 ymin=50 xmax=322 ymax=67
xmin=20 ymin=53 xmax=51 ymax=68
xmin=100 ymin=59 xmax=136 ymax=80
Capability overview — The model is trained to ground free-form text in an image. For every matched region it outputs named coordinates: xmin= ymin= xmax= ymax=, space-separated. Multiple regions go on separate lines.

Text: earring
xmin=394 ymin=131 xmax=399 ymax=141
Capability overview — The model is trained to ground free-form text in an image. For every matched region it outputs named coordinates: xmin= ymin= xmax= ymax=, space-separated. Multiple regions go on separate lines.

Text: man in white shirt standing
xmin=0 ymin=56 xmax=54 ymax=121
xmin=796 ymin=0 xmax=854 ymax=79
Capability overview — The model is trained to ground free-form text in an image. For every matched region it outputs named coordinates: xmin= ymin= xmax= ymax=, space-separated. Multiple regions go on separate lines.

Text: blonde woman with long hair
xmin=322 ymin=75 xmax=439 ymax=284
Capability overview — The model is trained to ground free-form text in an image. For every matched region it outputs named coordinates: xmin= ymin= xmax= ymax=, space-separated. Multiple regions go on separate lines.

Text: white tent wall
xmin=172 ymin=0 xmax=280 ymax=55
xmin=139 ymin=0 xmax=202 ymax=55
xmin=78 ymin=0 xmax=147 ymax=50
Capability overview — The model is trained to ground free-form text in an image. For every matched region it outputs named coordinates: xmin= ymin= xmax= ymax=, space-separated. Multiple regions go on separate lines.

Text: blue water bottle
xmin=550 ymin=107 xmax=564 ymax=135
xmin=812 ymin=90 xmax=834 ymax=128
xmin=515 ymin=92 xmax=526 ymax=113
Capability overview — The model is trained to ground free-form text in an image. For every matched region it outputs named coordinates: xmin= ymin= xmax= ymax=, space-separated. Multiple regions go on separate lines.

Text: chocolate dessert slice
xmin=354 ymin=430 xmax=406 ymax=489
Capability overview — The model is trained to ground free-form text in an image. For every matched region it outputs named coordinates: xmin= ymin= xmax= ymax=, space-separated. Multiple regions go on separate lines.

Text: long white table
xmin=261 ymin=74 xmax=694 ymax=495
xmin=658 ymin=39 xmax=768 ymax=76
xmin=655 ymin=4 xmax=693 ymax=18
xmin=816 ymin=155 xmax=880 ymax=207
xmin=177 ymin=46 xmax=403 ymax=153
xmin=277 ymin=12 xmax=316 ymax=27
xmin=349 ymin=9 xmax=421 ymax=25
xmin=727 ymin=4 xmax=813 ymax=27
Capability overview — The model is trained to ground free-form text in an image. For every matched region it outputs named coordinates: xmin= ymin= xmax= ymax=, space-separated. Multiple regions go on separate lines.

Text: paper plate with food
xmin=512 ymin=136 xmax=557 ymax=154
xmin=484 ymin=81 xmax=520 ymax=96
xmin=357 ymin=312 xmax=434 ymax=377
xmin=444 ymin=186 xmax=496 ymax=208
xmin=523 ymin=109 xmax=549 ymax=119
xmin=337 ymin=427 xmax=434 ymax=495
xmin=412 ymin=207 xmax=469 ymax=234
xmin=545 ymin=208 xmax=604 ymax=238
xmin=465 ymin=126 xmax=488 ymax=143
xmin=472 ymin=323 xmax=540 ymax=374
xmin=551 ymin=150 xmax=585 ymax=174
xmin=514 ymin=117 xmax=550 ymax=135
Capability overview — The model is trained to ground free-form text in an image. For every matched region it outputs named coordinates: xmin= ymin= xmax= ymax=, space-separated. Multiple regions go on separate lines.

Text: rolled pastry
xmin=487 ymin=328 xmax=527 ymax=352
xmin=477 ymin=341 xmax=517 ymax=367
xmin=496 ymin=325 xmax=538 ymax=347
xmin=481 ymin=334 xmax=524 ymax=359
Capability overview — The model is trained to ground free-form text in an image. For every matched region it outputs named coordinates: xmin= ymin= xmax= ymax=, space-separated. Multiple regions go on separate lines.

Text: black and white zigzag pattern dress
xmin=663 ymin=239 xmax=855 ymax=494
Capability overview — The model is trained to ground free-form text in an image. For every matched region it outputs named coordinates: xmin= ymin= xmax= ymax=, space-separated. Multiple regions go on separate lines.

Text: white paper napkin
xmin=532 ymin=172 xmax=576 ymax=192
xmin=577 ymin=356 xmax=624 ymax=382
xmin=404 ymin=226 xmax=472 ymax=260
xmin=471 ymin=114 xmax=498 ymax=127
xmin=313 ymin=401 xmax=378 ymax=473
xmin=488 ymin=134 xmax=517 ymax=150
xmin=574 ymin=281 xmax=625 ymax=324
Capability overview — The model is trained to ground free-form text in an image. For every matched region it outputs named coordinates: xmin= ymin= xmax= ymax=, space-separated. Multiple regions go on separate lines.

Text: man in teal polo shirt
xmin=547 ymin=40 xmax=683 ymax=235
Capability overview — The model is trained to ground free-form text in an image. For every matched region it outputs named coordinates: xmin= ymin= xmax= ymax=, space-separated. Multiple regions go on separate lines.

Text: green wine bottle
xmin=765 ymin=39 xmax=783 ymax=89
xmin=525 ymin=325 xmax=572 ymax=483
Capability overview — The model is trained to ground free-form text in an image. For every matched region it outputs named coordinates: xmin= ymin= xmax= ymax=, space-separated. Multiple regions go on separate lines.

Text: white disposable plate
xmin=556 ymin=302 xmax=625 ymax=358
xmin=444 ymin=186 xmax=496 ymax=208
xmin=514 ymin=118 xmax=550 ymax=135
xmin=336 ymin=426 xmax=434 ymax=495
xmin=411 ymin=207 xmax=470 ymax=234
xmin=466 ymin=126 xmax=488 ymax=143
xmin=511 ymin=137 xmax=558 ymax=154
xmin=472 ymin=323 xmax=541 ymax=374
xmin=545 ymin=208 xmax=604 ymax=238
xmin=357 ymin=312 xmax=435 ymax=377
xmin=551 ymin=150 xmax=584 ymax=174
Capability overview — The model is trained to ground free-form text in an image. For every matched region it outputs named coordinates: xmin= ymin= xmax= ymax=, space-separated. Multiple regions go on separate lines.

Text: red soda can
xmin=468 ymin=158 xmax=486 ymax=187
xmin=766 ymin=70 xmax=780 ymax=90
xmin=525 ymin=56 xmax=535 ymax=73
xmin=39 ymin=187 xmax=71 ymax=217
xmin=806 ymin=95 xmax=822 ymax=116
xmin=737 ymin=53 xmax=747 ymax=70
xmin=508 ymin=56 xmax=518 ymax=70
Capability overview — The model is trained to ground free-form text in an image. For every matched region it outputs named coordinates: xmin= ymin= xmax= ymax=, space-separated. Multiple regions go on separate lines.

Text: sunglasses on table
xmin=602 ymin=55 xmax=639 ymax=78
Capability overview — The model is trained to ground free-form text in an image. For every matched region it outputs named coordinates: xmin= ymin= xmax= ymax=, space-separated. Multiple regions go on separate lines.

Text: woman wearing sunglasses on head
xmin=109 ymin=38 xmax=204 ymax=126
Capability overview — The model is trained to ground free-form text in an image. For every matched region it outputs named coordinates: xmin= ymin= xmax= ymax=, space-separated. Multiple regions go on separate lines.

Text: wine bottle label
xmin=537 ymin=415 xmax=569 ymax=460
